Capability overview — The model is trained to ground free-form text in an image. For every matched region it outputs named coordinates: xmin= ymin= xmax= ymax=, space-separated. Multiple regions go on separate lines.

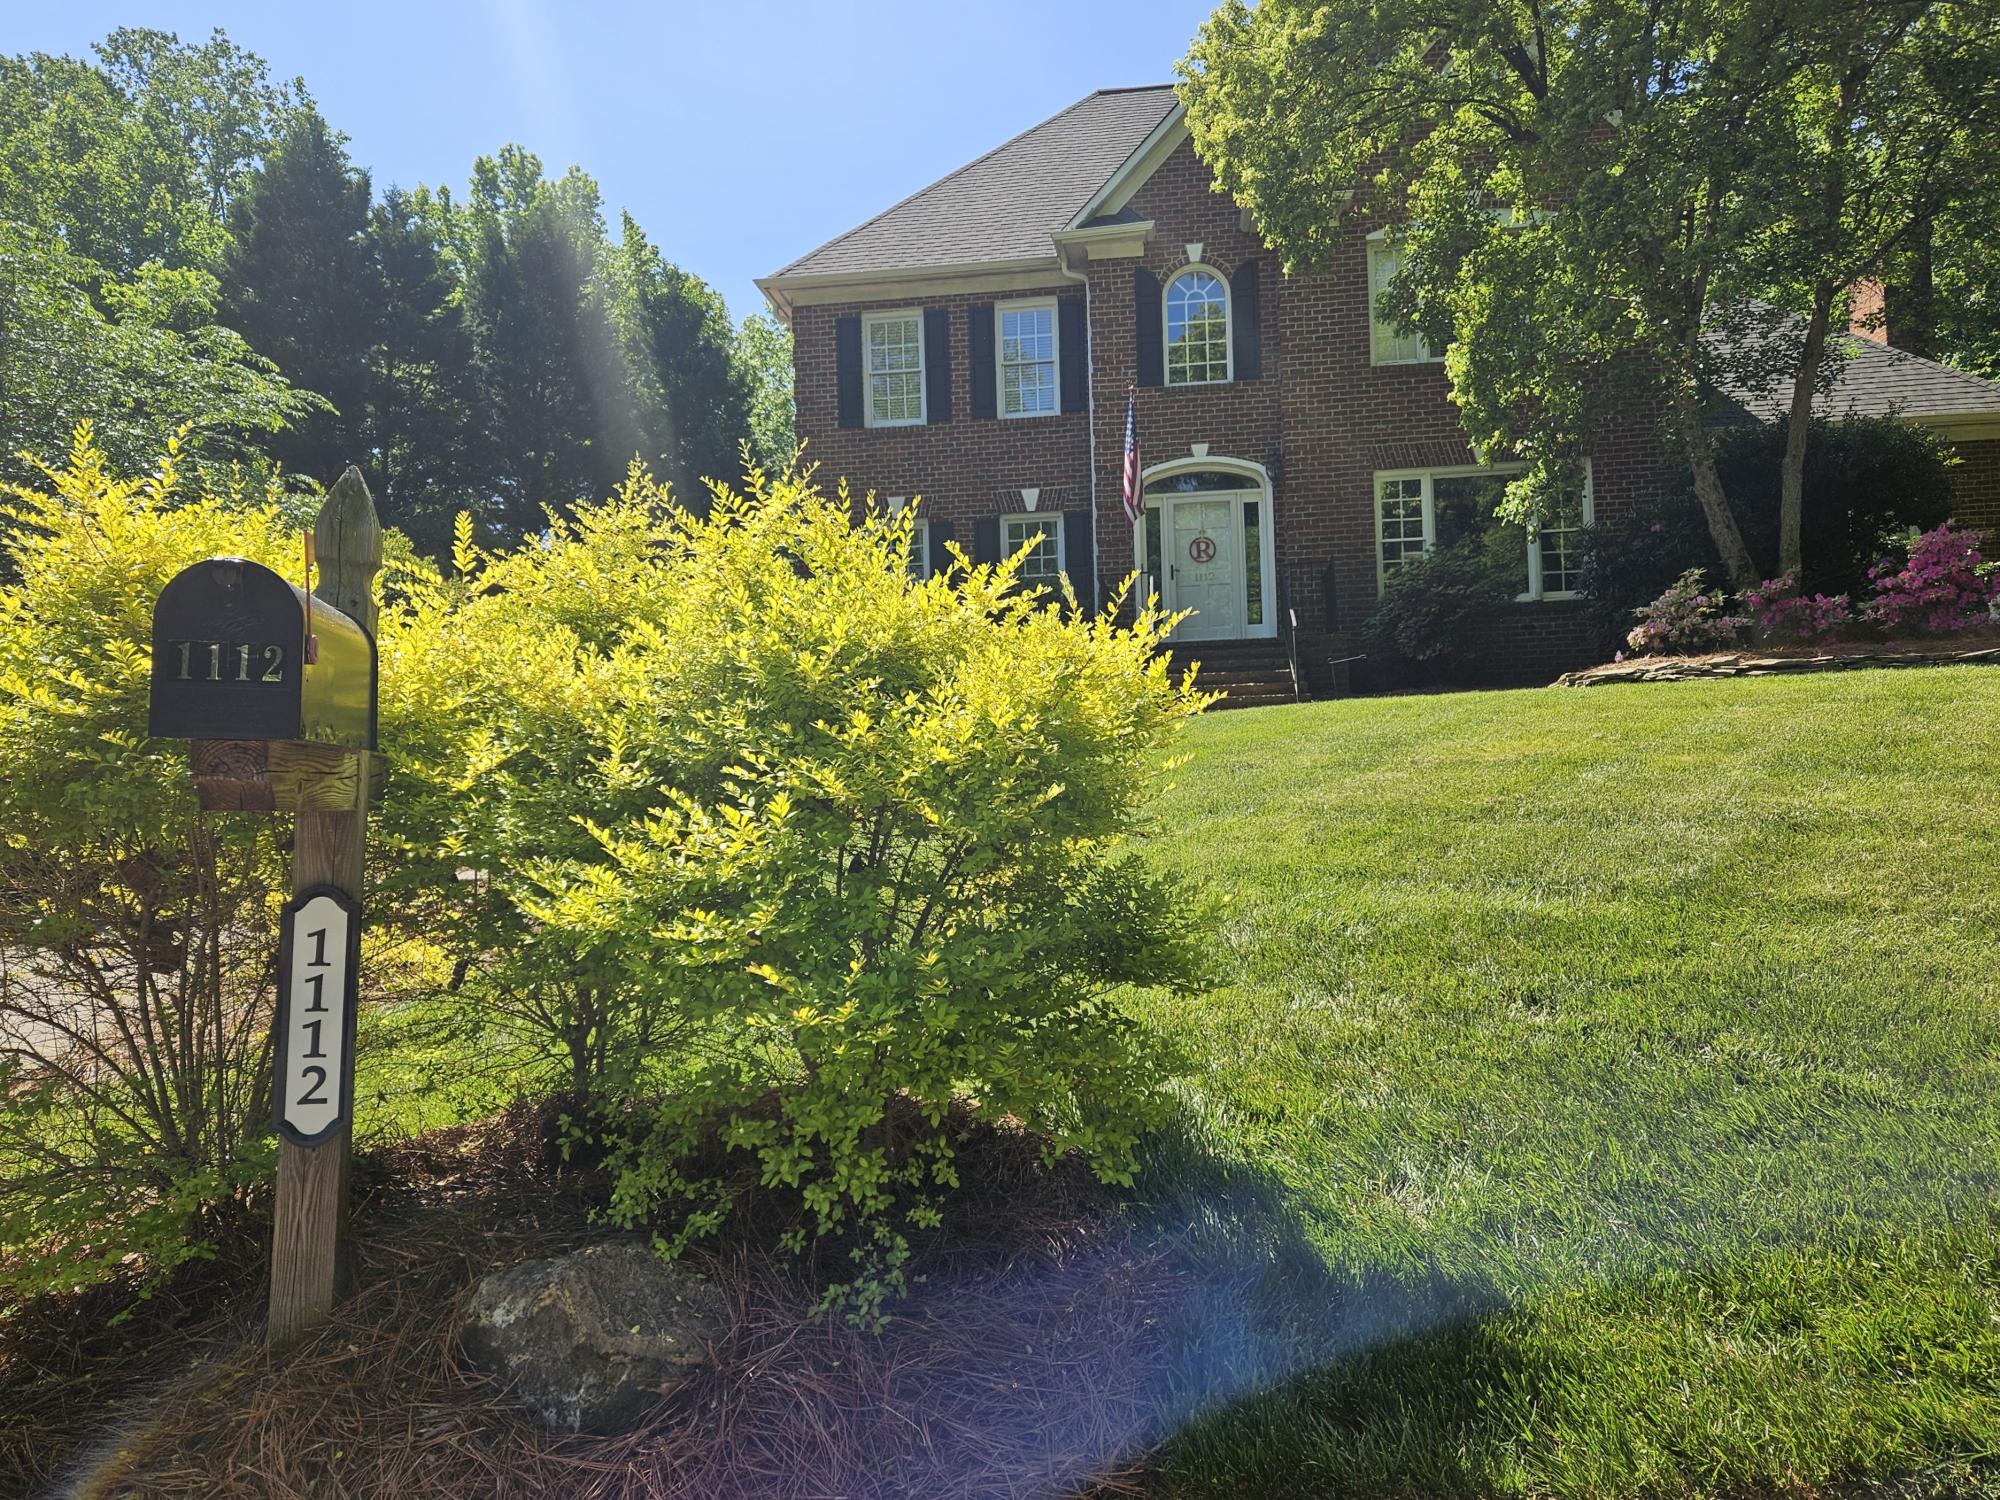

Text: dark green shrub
xmin=1361 ymin=527 xmax=1525 ymax=684
xmin=1582 ymin=416 xmax=1956 ymax=648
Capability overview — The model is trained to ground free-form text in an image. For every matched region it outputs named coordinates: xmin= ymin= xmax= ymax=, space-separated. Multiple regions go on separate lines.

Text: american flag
xmin=1120 ymin=389 xmax=1141 ymax=525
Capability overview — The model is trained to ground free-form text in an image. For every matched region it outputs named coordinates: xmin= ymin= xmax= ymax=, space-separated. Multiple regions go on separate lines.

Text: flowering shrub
xmin=1742 ymin=574 xmax=1852 ymax=643
xmin=1864 ymin=524 xmax=2000 ymax=635
xmin=381 ymin=464 xmax=1211 ymax=1323
xmin=1626 ymin=568 xmax=1749 ymax=655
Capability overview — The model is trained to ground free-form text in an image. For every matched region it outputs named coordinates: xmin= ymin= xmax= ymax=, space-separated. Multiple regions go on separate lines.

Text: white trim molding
xmin=1163 ymin=264 xmax=1233 ymax=387
xmin=1068 ymin=105 xmax=1190 ymax=229
xmin=995 ymin=296 xmax=1061 ymax=420
xmin=861 ymin=308 xmax=927 ymax=429
xmin=1137 ymin=454 xmax=1279 ymax=642
xmin=1370 ymin=461 xmax=1595 ymax=602
xmin=1049 ymin=218 xmax=1156 ymax=263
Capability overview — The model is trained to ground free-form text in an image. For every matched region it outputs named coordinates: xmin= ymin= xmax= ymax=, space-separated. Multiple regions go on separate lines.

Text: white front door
xmin=1167 ymin=496 xmax=1241 ymax=641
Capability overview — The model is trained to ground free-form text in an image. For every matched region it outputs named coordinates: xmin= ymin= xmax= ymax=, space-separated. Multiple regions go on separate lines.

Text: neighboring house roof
xmin=1714 ymin=331 xmax=2000 ymax=440
xmin=762 ymin=85 xmax=1179 ymax=295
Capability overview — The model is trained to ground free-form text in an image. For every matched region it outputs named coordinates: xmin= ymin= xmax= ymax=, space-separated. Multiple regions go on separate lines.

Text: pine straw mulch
xmin=47 ymin=1102 xmax=1194 ymax=1500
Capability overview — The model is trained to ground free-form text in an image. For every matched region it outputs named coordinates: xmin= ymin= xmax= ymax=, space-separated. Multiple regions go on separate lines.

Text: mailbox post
xmin=148 ymin=466 xmax=382 ymax=1350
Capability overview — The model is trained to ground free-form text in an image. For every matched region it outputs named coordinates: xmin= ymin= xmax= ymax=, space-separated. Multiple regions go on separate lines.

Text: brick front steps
xmin=1556 ymin=642 xmax=2000 ymax=687
xmin=1162 ymin=639 xmax=1299 ymax=708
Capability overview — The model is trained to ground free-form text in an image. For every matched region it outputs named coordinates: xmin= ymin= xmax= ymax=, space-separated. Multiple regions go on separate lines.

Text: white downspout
xmin=1056 ymin=243 xmax=1101 ymax=616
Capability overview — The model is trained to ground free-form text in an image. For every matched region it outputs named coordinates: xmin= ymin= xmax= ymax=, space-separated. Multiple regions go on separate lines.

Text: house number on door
xmin=275 ymin=887 xmax=360 ymax=1145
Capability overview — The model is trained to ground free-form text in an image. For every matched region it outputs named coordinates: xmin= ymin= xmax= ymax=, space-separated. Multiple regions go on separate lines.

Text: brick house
xmin=758 ymin=85 xmax=2000 ymax=693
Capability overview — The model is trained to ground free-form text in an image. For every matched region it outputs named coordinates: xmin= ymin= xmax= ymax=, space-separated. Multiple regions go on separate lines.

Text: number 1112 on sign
xmin=275 ymin=886 xmax=360 ymax=1146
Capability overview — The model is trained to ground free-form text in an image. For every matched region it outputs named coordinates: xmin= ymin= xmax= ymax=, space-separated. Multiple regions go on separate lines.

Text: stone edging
xmin=1555 ymin=645 xmax=2000 ymax=687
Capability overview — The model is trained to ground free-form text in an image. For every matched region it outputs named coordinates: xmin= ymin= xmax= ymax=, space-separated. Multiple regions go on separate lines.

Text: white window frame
xmin=995 ymin=297 xmax=1060 ymax=420
xmin=1002 ymin=512 xmax=1065 ymax=584
xmin=1366 ymin=233 xmax=1444 ymax=368
xmin=1373 ymin=462 xmax=1594 ymax=602
xmin=906 ymin=515 xmax=932 ymax=580
xmin=1524 ymin=463 xmax=1595 ymax=601
xmin=1162 ymin=265 xmax=1233 ymax=387
xmin=862 ymin=308 xmax=926 ymax=428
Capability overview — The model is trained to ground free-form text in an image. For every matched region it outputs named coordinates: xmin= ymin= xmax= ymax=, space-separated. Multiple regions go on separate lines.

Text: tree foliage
xmin=0 ymin=222 xmax=317 ymax=487
xmin=1181 ymin=0 xmax=2000 ymax=588
xmin=217 ymin=106 xmax=373 ymax=483
xmin=737 ymin=311 xmax=798 ymax=477
xmin=3 ymin=30 xmax=758 ymax=538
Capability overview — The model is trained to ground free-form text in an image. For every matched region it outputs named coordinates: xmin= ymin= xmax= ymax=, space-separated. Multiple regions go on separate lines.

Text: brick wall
xmin=1948 ymin=437 xmax=2000 ymax=533
xmin=790 ymin=137 xmax=1676 ymax=690
xmin=791 ymin=286 xmax=1094 ymax=575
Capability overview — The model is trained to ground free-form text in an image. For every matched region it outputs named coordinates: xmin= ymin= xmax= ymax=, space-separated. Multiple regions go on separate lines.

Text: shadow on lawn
xmin=1132 ymin=1100 xmax=1530 ymax=1495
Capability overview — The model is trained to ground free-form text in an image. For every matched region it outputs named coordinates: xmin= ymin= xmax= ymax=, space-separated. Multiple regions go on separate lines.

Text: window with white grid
xmin=1530 ymin=491 xmax=1591 ymax=599
xmin=865 ymin=311 xmax=924 ymax=427
xmin=1376 ymin=476 xmax=1430 ymax=578
xmin=907 ymin=518 xmax=932 ymax=580
xmin=1368 ymin=241 xmax=1438 ymax=366
xmin=1165 ymin=269 xmax=1230 ymax=385
xmin=998 ymin=300 xmax=1058 ymax=417
xmin=1003 ymin=514 xmax=1064 ymax=584
xmin=1376 ymin=466 xmax=1594 ymax=601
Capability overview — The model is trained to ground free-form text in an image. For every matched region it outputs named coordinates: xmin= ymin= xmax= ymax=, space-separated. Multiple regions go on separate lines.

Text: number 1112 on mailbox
xmin=274 ymin=886 xmax=360 ymax=1146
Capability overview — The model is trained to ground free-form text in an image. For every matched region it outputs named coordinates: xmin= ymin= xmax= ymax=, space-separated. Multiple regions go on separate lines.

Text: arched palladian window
xmin=1164 ymin=268 xmax=1230 ymax=385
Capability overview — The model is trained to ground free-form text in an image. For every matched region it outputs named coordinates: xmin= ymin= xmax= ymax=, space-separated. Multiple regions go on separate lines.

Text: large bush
xmin=376 ymin=467 xmax=1210 ymax=1319
xmin=1361 ymin=474 xmax=1527 ymax=683
xmin=0 ymin=430 xmax=297 ymax=1295
xmin=1583 ymin=416 xmax=1957 ymax=648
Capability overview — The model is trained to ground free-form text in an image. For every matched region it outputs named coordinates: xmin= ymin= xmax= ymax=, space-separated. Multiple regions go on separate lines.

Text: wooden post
xmin=269 ymin=467 xmax=382 ymax=1350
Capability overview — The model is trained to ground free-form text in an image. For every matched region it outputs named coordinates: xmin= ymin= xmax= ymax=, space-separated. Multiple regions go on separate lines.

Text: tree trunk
xmin=1669 ymin=387 xmax=1761 ymax=593
xmin=1778 ymin=282 xmax=1836 ymax=582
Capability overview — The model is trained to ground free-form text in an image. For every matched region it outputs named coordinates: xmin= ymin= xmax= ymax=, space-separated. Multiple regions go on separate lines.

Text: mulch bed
xmin=11 ymin=1103 xmax=1193 ymax=1500
xmin=1555 ymin=638 xmax=2000 ymax=687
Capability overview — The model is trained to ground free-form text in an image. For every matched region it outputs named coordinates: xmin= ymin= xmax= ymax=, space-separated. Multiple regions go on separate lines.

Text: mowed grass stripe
xmin=1131 ymin=668 xmax=2000 ymax=1497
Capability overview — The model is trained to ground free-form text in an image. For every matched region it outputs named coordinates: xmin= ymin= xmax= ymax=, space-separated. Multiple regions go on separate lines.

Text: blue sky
xmin=10 ymin=1 xmax=1218 ymax=323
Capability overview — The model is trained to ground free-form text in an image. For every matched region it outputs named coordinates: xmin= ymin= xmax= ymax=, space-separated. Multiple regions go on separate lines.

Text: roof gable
xmin=765 ymin=86 xmax=1179 ymax=285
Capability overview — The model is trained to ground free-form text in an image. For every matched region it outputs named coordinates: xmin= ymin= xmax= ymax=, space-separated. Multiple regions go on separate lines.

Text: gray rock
xmin=459 ymin=1239 xmax=728 ymax=1433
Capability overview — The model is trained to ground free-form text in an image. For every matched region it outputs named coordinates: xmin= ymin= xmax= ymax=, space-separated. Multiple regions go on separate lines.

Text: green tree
xmin=217 ymin=106 xmax=373 ymax=485
xmin=610 ymin=214 xmax=750 ymax=503
xmin=452 ymin=148 xmax=646 ymax=540
xmin=0 ymin=51 xmax=210 ymax=275
xmin=1181 ymin=0 xmax=2000 ymax=592
xmin=737 ymin=310 xmax=797 ymax=476
xmin=94 ymin=27 xmax=305 ymax=233
xmin=359 ymin=186 xmax=486 ymax=554
xmin=0 ymin=223 xmax=317 ymax=486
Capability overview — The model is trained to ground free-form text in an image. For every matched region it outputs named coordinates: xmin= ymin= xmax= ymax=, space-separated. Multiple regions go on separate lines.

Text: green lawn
xmin=1130 ymin=668 xmax=2000 ymax=1498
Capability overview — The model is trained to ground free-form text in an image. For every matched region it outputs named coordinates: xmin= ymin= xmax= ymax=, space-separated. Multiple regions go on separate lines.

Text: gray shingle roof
xmin=767 ymin=86 xmax=1179 ymax=282
xmin=1716 ymin=331 xmax=2000 ymax=426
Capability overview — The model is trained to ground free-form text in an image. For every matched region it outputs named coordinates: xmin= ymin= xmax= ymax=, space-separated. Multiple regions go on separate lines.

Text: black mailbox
xmin=150 ymin=558 xmax=376 ymax=750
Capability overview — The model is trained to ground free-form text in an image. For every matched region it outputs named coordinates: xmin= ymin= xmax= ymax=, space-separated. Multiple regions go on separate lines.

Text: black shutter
xmin=924 ymin=308 xmax=951 ymax=422
xmin=835 ymin=315 xmax=862 ymax=428
xmin=1134 ymin=267 xmax=1163 ymax=387
xmin=928 ymin=517 xmax=955 ymax=579
xmin=967 ymin=304 xmax=996 ymax=418
xmin=1059 ymin=295 xmax=1088 ymax=413
xmin=973 ymin=516 xmax=1002 ymax=565
xmin=1232 ymin=259 xmax=1262 ymax=380
xmin=1062 ymin=508 xmax=1095 ymax=611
